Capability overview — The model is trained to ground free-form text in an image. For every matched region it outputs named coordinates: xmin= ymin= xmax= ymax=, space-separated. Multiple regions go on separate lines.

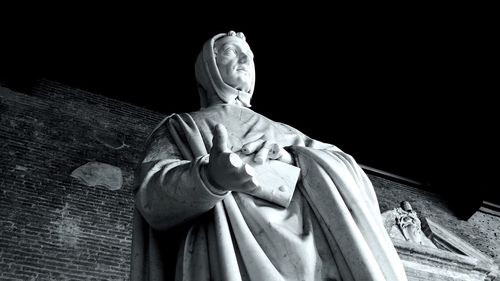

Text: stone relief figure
xmin=382 ymin=201 xmax=435 ymax=248
xmin=131 ymin=31 xmax=408 ymax=281
xmin=395 ymin=201 xmax=423 ymax=244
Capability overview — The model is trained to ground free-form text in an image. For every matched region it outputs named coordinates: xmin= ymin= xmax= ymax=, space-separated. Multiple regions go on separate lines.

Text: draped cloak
xmin=130 ymin=104 xmax=408 ymax=281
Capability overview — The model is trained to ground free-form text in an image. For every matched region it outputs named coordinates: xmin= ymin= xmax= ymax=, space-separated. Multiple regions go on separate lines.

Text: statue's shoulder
xmin=146 ymin=112 xmax=194 ymax=149
xmin=147 ymin=114 xmax=177 ymax=142
xmin=142 ymin=113 xmax=188 ymax=162
xmin=151 ymin=112 xmax=196 ymax=133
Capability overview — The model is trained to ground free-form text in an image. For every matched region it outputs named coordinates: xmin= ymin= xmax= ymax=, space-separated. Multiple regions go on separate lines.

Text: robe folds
xmin=131 ymin=104 xmax=408 ymax=281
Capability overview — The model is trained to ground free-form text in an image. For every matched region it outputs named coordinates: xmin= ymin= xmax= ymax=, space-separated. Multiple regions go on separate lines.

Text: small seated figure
xmin=131 ymin=31 xmax=408 ymax=281
xmin=382 ymin=201 xmax=436 ymax=248
xmin=396 ymin=201 xmax=423 ymax=244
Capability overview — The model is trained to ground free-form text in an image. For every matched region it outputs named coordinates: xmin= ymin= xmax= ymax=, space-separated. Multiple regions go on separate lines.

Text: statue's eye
xmin=224 ymin=48 xmax=237 ymax=56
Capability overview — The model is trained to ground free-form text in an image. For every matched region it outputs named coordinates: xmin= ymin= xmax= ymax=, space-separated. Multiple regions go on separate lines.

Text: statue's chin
xmin=227 ymin=77 xmax=252 ymax=93
xmin=237 ymin=80 xmax=253 ymax=92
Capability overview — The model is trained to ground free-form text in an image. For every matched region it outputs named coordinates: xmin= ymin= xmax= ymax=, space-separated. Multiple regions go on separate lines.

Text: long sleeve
xmin=134 ymin=119 xmax=227 ymax=231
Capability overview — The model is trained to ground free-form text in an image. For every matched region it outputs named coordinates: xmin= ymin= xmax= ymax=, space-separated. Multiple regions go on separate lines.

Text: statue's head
xmin=401 ymin=201 xmax=413 ymax=212
xmin=195 ymin=31 xmax=255 ymax=108
xmin=214 ymin=31 xmax=255 ymax=95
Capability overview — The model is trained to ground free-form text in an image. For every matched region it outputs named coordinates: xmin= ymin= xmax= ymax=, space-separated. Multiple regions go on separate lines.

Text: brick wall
xmin=0 ymin=80 xmax=163 ymax=280
xmin=1 ymin=80 xmax=498 ymax=280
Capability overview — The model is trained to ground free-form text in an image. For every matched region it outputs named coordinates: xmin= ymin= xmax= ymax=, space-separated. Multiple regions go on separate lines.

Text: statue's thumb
xmin=213 ymin=124 xmax=229 ymax=152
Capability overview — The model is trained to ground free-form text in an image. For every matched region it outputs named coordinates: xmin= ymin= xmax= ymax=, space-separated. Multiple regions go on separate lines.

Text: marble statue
xmin=130 ymin=31 xmax=408 ymax=281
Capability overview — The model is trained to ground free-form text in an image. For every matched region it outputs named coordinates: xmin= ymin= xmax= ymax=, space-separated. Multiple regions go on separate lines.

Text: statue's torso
xmin=185 ymin=104 xmax=340 ymax=280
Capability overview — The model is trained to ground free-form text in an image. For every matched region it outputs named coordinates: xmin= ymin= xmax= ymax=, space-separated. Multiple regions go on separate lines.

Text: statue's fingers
xmin=227 ymin=153 xmax=243 ymax=169
xmin=212 ymin=124 xmax=230 ymax=153
xmin=253 ymin=141 xmax=271 ymax=164
xmin=241 ymin=163 xmax=255 ymax=178
xmin=213 ymin=152 xmax=243 ymax=174
xmin=268 ymin=143 xmax=282 ymax=159
xmin=228 ymin=162 xmax=254 ymax=183
xmin=240 ymin=176 xmax=259 ymax=193
xmin=241 ymin=139 xmax=265 ymax=155
xmin=227 ymin=163 xmax=255 ymax=186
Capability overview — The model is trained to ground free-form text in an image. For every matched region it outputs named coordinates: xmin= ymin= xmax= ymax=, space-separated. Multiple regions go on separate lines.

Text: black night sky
xmin=1 ymin=9 xmax=497 ymax=215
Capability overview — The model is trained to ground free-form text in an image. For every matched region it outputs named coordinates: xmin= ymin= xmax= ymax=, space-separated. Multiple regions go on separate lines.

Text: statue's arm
xmin=134 ymin=124 xmax=227 ymax=231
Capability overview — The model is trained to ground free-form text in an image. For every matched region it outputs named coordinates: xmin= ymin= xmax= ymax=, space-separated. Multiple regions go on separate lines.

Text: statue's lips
xmin=236 ymin=67 xmax=248 ymax=73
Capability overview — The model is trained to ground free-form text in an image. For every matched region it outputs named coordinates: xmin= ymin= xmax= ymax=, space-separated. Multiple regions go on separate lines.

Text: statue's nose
xmin=239 ymin=53 xmax=250 ymax=64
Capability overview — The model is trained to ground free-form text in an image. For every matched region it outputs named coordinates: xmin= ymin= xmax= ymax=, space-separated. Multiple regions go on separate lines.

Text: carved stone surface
xmin=382 ymin=201 xmax=436 ymax=247
xmin=394 ymin=239 xmax=497 ymax=281
xmin=131 ymin=31 xmax=409 ymax=281
xmin=421 ymin=218 xmax=500 ymax=280
xmin=372 ymin=175 xmax=499 ymax=265
xmin=383 ymin=200 xmax=499 ymax=280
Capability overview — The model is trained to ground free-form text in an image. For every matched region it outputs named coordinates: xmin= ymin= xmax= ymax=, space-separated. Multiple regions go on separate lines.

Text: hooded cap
xmin=195 ymin=32 xmax=255 ymax=108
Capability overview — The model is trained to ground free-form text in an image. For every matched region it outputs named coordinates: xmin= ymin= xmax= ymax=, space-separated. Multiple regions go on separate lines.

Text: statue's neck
xmin=203 ymin=93 xmax=246 ymax=108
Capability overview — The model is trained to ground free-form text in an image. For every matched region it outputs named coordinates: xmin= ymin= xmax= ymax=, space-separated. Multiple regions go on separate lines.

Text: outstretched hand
xmin=205 ymin=124 xmax=259 ymax=193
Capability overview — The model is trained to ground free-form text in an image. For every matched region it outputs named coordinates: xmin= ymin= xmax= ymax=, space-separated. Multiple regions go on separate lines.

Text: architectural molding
xmin=480 ymin=201 xmax=500 ymax=218
xmin=394 ymin=240 xmax=497 ymax=281
xmin=383 ymin=201 xmax=499 ymax=280
xmin=360 ymin=164 xmax=423 ymax=187
xmin=422 ymin=218 xmax=493 ymax=262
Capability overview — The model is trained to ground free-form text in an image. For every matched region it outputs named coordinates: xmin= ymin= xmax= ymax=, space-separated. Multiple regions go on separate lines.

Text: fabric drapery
xmin=131 ymin=105 xmax=407 ymax=281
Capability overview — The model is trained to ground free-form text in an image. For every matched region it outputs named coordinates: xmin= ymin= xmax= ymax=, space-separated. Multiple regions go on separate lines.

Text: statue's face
xmin=214 ymin=37 xmax=255 ymax=93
